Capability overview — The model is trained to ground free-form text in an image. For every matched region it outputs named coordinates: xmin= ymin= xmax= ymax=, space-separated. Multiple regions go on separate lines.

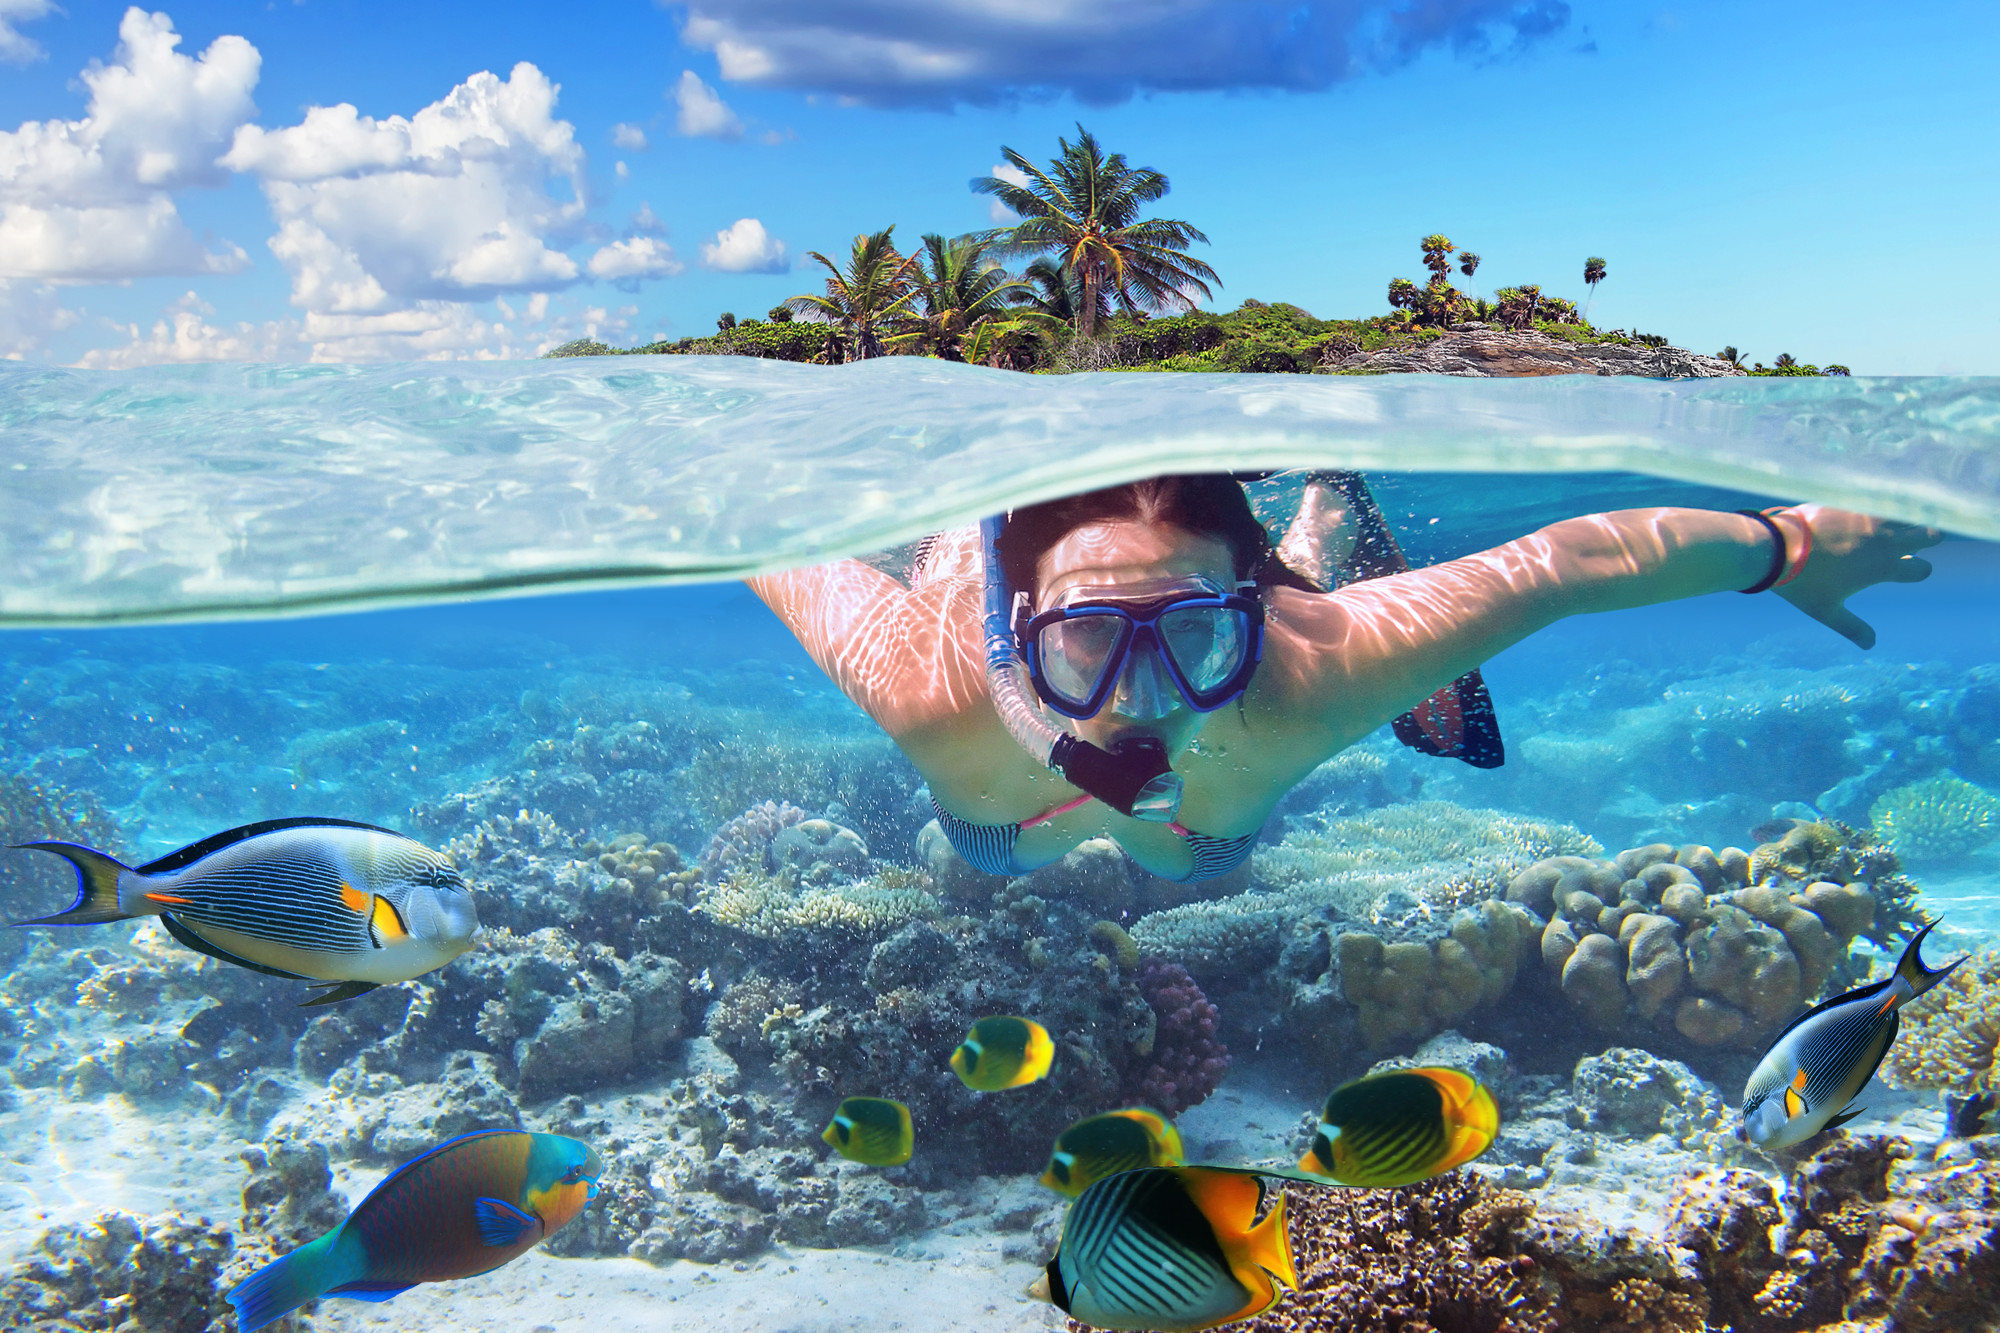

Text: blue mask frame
xmin=1016 ymin=588 xmax=1265 ymax=720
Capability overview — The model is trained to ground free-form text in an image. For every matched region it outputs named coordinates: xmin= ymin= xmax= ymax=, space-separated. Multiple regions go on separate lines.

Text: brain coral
xmin=1514 ymin=830 xmax=1919 ymax=1049
xmin=1869 ymin=774 xmax=2000 ymax=861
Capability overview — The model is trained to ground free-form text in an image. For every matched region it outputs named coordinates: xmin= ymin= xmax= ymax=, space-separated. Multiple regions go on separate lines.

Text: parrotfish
xmin=822 ymin=1096 xmax=914 ymax=1166
xmin=1036 ymin=1165 xmax=1297 ymax=1333
xmin=1741 ymin=920 xmax=1965 ymax=1151
xmin=1297 ymin=1066 xmax=1499 ymax=1188
xmin=11 ymin=817 xmax=481 ymax=1005
xmin=1040 ymin=1107 xmax=1185 ymax=1196
xmin=950 ymin=1015 xmax=1054 ymax=1091
xmin=227 ymin=1129 xmax=602 ymax=1331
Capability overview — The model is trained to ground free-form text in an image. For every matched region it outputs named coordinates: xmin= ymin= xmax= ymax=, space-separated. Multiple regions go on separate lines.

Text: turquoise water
xmin=1 ymin=362 xmax=1998 ymax=1331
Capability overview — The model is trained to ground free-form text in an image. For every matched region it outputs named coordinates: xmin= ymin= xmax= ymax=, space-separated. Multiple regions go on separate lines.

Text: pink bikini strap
xmin=1017 ymin=791 xmax=1193 ymax=841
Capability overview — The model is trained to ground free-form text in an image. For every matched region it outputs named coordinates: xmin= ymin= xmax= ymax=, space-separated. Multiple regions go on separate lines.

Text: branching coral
xmin=695 ymin=865 xmax=937 ymax=940
xmin=1883 ymin=947 xmax=2000 ymax=1096
xmin=1228 ymin=1174 xmax=1561 ymax=1333
xmin=1869 ymin=774 xmax=2000 ymax=861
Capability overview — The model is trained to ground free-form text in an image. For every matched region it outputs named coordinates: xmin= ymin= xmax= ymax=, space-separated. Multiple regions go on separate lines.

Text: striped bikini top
xmin=930 ymin=794 xmax=1259 ymax=883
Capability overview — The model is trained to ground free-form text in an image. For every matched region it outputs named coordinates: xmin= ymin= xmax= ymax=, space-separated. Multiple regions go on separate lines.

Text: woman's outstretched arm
xmin=1255 ymin=505 xmax=1940 ymax=767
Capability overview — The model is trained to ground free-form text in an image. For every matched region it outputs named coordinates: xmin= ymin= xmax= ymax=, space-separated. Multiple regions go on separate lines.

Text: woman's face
xmin=1035 ymin=520 xmax=1237 ymax=757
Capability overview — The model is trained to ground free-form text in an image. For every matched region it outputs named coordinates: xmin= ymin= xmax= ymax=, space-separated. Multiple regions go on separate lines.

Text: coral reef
xmin=1869 ymin=774 xmax=2000 ymax=861
xmin=695 ymin=863 xmax=937 ymax=941
xmin=1883 ymin=947 xmax=2000 ymax=1097
xmin=0 ymin=1211 xmax=239 ymax=1333
xmin=701 ymin=799 xmax=808 ymax=879
xmin=1127 ymin=960 xmax=1230 ymax=1115
xmin=1567 ymin=1048 xmax=1736 ymax=1156
xmin=1512 ymin=829 xmax=1919 ymax=1049
xmin=0 ymin=773 xmax=120 ymax=966
xmin=1666 ymin=1134 xmax=2000 ymax=1333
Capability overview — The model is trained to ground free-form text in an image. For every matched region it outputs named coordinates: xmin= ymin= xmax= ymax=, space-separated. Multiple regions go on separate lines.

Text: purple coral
xmin=1130 ymin=959 xmax=1230 ymax=1114
xmin=700 ymin=800 xmax=807 ymax=880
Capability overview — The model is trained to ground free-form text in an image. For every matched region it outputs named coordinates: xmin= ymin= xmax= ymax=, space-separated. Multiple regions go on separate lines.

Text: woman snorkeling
xmin=749 ymin=474 xmax=1939 ymax=884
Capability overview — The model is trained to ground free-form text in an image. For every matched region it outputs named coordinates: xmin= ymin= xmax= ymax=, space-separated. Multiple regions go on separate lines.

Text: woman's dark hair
xmin=997 ymin=474 xmax=1314 ymax=603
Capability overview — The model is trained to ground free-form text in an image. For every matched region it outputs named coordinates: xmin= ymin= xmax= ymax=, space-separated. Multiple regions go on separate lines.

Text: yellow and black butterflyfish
xmin=1039 ymin=1108 xmax=1184 ymax=1196
xmin=1297 ymin=1066 xmax=1498 ymax=1188
xmin=821 ymin=1096 xmax=914 ymax=1166
xmin=950 ymin=1015 xmax=1054 ymax=1091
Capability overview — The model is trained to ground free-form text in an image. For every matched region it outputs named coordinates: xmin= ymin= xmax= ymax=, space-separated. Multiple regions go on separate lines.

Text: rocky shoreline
xmin=1323 ymin=324 xmax=1745 ymax=378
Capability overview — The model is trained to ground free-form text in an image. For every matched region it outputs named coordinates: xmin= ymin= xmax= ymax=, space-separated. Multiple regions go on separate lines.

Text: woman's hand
xmin=1772 ymin=504 xmax=1942 ymax=649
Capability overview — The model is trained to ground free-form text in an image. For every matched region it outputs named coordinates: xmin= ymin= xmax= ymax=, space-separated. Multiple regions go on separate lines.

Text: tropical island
xmin=549 ymin=127 xmax=1847 ymax=379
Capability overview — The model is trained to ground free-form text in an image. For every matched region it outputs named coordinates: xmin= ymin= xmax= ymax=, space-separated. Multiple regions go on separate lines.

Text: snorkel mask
xmin=979 ymin=514 xmax=1263 ymax=822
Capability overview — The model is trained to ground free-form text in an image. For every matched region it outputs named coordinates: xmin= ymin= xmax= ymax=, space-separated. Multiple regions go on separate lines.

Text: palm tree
xmin=1582 ymin=257 xmax=1607 ymax=320
xmin=1717 ymin=346 xmax=1745 ymax=367
xmin=894 ymin=233 xmax=1034 ymax=362
xmin=1420 ymin=235 xmax=1456 ymax=285
xmin=973 ymin=126 xmax=1219 ymax=338
xmin=1775 ymin=352 xmax=1798 ymax=369
xmin=1458 ymin=252 xmax=1481 ymax=280
xmin=784 ymin=227 xmax=919 ymax=361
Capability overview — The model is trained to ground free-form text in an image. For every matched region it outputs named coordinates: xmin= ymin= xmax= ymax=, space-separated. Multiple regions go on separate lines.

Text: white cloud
xmin=700 ymin=216 xmax=787 ymax=273
xmin=0 ymin=0 xmax=56 ymax=64
xmin=74 ymin=290 xmax=298 ymax=367
xmin=986 ymin=160 xmax=1029 ymax=222
xmin=631 ymin=203 xmax=664 ymax=234
xmin=587 ymin=235 xmax=683 ymax=285
xmin=223 ymin=62 xmax=588 ymax=315
xmin=612 ymin=122 xmax=648 ymax=150
xmin=676 ymin=0 xmax=1572 ymax=106
xmin=0 ymin=8 xmax=260 ymax=281
xmin=671 ymin=69 xmax=744 ymax=139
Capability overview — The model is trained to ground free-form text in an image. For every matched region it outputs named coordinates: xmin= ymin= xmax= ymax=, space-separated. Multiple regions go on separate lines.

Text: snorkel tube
xmin=981 ymin=514 xmax=1184 ymax=822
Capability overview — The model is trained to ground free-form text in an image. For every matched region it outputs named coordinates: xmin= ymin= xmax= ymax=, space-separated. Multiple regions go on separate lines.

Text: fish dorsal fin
xmin=1175 ymin=1165 xmax=1265 ymax=1236
xmin=157 ymin=914 xmax=310 ymax=980
xmin=137 ymin=817 xmax=400 ymax=876
xmin=1767 ymin=974 xmax=1895 ymax=1045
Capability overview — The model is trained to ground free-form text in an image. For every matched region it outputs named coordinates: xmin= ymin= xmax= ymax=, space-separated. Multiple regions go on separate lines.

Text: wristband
xmin=1767 ymin=507 xmax=1813 ymax=588
xmin=1736 ymin=510 xmax=1788 ymax=594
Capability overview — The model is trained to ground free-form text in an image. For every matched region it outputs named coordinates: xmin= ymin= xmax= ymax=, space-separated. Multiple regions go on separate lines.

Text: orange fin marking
xmin=338 ymin=883 xmax=369 ymax=914
xmin=1790 ymin=1068 xmax=1810 ymax=1094
xmin=144 ymin=892 xmax=193 ymax=905
xmin=1877 ymin=992 xmax=1898 ymax=1016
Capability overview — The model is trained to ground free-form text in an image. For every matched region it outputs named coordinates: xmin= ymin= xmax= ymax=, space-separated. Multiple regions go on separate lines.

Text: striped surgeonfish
xmin=1297 ymin=1066 xmax=1499 ymax=1188
xmin=1038 ymin=1165 xmax=1297 ymax=1333
xmin=227 ymin=1129 xmax=602 ymax=1331
xmin=1741 ymin=920 xmax=1965 ymax=1151
xmin=11 ymin=817 xmax=481 ymax=1005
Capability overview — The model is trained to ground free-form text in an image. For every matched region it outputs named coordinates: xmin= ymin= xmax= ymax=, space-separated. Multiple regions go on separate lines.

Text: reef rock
xmin=1323 ymin=326 xmax=1745 ymax=379
xmin=0 ymin=1210 xmax=237 ymax=1333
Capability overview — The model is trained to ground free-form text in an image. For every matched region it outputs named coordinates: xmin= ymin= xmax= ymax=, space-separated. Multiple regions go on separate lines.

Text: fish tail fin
xmin=1896 ymin=919 xmax=1967 ymax=999
xmin=9 ymin=842 xmax=138 ymax=926
xmin=227 ymin=1230 xmax=343 ymax=1331
xmin=1245 ymin=1187 xmax=1299 ymax=1292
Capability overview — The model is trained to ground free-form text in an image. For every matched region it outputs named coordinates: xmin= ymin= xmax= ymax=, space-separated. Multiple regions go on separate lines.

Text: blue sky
xmin=1 ymin=0 xmax=1994 ymax=370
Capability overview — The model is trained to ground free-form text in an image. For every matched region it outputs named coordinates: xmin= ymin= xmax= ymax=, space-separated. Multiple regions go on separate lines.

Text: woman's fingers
xmin=1887 ymin=554 xmax=1935 ymax=584
xmin=1814 ymin=602 xmax=1877 ymax=650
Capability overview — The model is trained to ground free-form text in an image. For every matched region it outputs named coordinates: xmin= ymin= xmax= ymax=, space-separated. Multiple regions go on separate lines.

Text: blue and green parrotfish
xmin=227 ymin=1130 xmax=602 ymax=1331
xmin=1741 ymin=920 xmax=1965 ymax=1151
xmin=10 ymin=817 xmax=482 ymax=1006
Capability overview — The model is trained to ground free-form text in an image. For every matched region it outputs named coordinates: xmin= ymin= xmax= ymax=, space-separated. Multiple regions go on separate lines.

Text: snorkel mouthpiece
xmin=1048 ymin=734 xmax=1184 ymax=823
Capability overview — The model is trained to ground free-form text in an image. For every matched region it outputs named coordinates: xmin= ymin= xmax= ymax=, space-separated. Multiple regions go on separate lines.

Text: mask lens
xmin=1037 ymin=613 xmax=1126 ymax=708
xmin=1159 ymin=606 xmax=1248 ymax=696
